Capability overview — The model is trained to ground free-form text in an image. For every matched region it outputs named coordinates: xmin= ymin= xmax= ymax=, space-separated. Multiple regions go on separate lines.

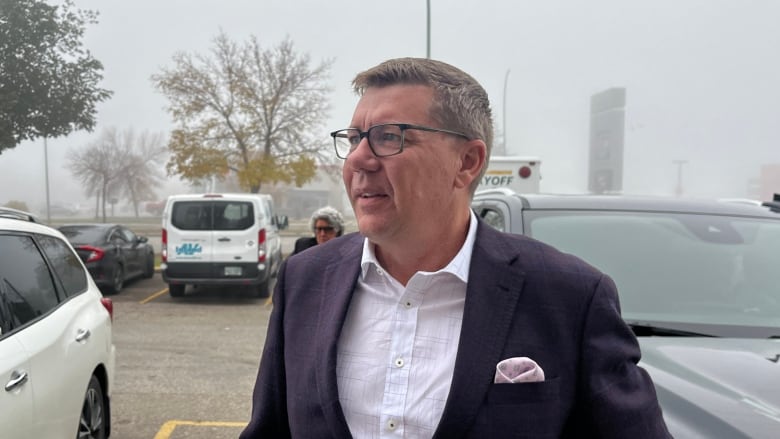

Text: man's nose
xmin=345 ymin=136 xmax=379 ymax=170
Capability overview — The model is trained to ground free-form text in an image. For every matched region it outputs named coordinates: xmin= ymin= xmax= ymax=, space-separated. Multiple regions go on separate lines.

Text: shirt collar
xmin=360 ymin=209 xmax=478 ymax=283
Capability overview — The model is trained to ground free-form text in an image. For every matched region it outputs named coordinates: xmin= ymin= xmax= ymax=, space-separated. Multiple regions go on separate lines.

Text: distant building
xmin=754 ymin=164 xmax=780 ymax=201
xmin=588 ymin=87 xmax=626 ymax=194
xmin=268 ymin=165 xmax=350 ymax=220
xmin=205 ymin=164 xmax=350 ymax=220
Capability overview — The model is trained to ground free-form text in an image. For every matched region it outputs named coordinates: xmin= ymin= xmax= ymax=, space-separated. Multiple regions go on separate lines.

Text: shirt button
xmin=376 ymin=268 xmax=384 ymax=276
xmin=394 ymin=357 xmax=404 ymax=368
xmin=387 ymin=419 xmax=398 ymax=430
xmin=404 ymin=301 xmax=412 ymax=309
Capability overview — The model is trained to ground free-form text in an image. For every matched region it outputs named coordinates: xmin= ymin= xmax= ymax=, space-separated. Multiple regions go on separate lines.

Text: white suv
xmin=161 ymin=193 xmax=287 ymax=298
xmin=0 ymin=207 xmax=116 ymax=439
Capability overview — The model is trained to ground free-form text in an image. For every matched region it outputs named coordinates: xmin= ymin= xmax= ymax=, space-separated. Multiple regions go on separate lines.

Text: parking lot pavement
xmin=108 ymin=275 xmax=272 ymax=439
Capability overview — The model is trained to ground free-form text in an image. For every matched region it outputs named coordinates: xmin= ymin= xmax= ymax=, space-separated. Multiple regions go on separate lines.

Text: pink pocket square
xmin=494 ymin=357 xmax=545 ymax=383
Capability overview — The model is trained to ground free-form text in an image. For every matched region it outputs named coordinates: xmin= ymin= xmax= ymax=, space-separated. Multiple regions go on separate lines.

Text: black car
xmin=58 ymin=223 xmax=155 ymax=294
xmin=472 ymin=189 xmax=780 ymax=437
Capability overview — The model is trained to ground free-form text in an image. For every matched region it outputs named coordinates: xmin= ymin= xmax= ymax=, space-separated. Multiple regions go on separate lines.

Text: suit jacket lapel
xmin=314 ymin=234 xmax=363 ymax=438
xmin=434 ymin=223 xmax=526 ymax=438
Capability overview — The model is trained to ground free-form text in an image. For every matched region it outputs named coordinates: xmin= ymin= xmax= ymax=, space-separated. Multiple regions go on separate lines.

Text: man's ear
xmin=454 ymin=139 xmax=487 ymax=190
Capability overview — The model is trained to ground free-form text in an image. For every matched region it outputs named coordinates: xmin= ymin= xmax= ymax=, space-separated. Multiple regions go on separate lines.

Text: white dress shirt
xmin=336 ymin=210 xmax=478 ymax=438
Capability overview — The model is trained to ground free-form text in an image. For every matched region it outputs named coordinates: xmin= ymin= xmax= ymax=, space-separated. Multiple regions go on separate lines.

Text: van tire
xmin=168 ymin=284 xmax=185 ymax=297
xmin=255 ymin=279 xmax=270 ymax=298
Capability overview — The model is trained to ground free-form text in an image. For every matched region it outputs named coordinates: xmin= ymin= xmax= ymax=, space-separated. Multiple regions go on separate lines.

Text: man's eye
xmin=379 ymin=132 xmax=401 ymax=142
xmin=347 ymin=135 xmax=361 ymax=146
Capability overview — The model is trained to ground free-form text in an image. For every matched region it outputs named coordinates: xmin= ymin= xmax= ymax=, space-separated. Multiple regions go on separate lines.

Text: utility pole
xmin=44 ymin=137 xmax=51 ymax=224
xmin=672 ymin=159 xmax=688 ymax=197
xmin=426 ymin=0 xmax=431 ymax=58
xmin=501 ymin=69 xmax=511 ymax=155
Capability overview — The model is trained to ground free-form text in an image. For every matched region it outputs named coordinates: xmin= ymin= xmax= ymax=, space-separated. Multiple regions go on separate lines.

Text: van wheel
xmin=78 ymin=375 xmax=107 ymax=439
xmin=254 ymin=279 xmax=270 ymax=298
xmin=168 ymin=284 xmax=185 ymax=297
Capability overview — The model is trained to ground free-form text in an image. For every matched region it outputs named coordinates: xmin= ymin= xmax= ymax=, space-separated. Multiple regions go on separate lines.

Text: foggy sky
xmin=2 ymin=0 xmax=779 ymax=210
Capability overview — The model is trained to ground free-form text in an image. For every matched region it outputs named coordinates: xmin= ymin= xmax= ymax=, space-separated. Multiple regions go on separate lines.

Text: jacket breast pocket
xmin=476 ymin=377 xmax=563 ymax=438
xmin=487 ymin=376 xmax=560 ymax=404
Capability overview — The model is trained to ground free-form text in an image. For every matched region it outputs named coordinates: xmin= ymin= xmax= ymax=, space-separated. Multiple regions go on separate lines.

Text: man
xmin=290 ymin=206 xmax=345 ymax=256
xmin=240 ymin=58 xmax=671 ymax=438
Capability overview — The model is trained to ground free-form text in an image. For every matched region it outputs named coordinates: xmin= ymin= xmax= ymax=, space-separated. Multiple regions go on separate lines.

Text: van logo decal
xmin=176 ymin=243 xmax=203 ymax=256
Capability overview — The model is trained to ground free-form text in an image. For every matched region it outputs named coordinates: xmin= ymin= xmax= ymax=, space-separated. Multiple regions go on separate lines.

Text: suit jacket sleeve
xmin=239 ymin=259 xmax=292 ymax=439
xmin=569 ymin=273 xmax=670 ymax=437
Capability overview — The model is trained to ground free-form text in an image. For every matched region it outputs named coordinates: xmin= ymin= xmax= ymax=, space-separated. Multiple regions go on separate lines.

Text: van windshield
xmin=171 ymin=201 xmax=254 ymax=231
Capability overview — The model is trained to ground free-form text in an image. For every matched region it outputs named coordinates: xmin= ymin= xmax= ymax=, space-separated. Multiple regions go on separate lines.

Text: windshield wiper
xmin=627 ymin=319 xmax=780 ymax=338
xmin=627 ymin=322 xmax=715 ymax=337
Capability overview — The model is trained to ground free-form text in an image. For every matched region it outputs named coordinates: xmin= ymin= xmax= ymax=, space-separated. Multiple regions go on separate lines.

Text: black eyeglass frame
xmin=330 ymin=123 xmax=470 ymax=159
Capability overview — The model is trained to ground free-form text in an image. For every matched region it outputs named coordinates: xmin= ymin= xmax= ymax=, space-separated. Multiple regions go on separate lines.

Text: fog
xmin=2 ymin=0 xmax=779 ymax=212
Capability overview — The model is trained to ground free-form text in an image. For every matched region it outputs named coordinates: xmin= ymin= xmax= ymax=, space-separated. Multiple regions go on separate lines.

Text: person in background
xmin=290 ymin=205 xmax=344 ymax=256
xmin=241 ymin=57 xmax=671 ymax=438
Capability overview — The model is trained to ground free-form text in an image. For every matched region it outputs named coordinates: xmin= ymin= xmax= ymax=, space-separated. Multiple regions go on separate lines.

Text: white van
xmin=160 ymin=193 xmax=287 ymax=298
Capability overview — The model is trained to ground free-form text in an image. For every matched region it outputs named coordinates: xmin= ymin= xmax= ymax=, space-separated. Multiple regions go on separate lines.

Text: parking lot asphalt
xmin=107 ymin=275 xmax=273 ymax=439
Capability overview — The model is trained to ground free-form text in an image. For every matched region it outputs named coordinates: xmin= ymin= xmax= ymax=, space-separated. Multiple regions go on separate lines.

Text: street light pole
xmin=502 ymin=69 xmax=511 ymax=155
xmin=426 ymin=0 xmax=431 ymax=58
xmin=672 ymin=159 xmax=688 ymax=197
xmin=44 ymin=136 xmax=51 ymax=224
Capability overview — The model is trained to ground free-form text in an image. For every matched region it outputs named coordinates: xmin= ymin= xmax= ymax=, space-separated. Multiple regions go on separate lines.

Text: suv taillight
xmin=258 ymin=228 xmax=267 ymax=263
xmin=100 ymin=297 xmax=113 ymax=322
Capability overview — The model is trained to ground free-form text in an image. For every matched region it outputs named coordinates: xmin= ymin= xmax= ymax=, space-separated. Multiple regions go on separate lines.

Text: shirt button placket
xmin=387 ymin=418 xmax=398 ymax=431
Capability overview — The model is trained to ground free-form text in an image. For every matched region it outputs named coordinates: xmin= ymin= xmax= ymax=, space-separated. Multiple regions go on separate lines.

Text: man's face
xmin=342 ymin=84 xmax=467 ymax=246
xmin=314 ymin=218 xmax=337 ymax=245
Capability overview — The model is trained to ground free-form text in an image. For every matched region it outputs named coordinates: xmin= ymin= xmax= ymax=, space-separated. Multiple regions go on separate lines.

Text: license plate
xmin=224 ymin=266 xmax=242 ymax=276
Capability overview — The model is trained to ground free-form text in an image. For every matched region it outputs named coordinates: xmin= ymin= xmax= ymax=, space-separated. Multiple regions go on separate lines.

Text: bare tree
xmin=68 ymin=128 xmax=126 ymax=221
xmin=151 ymin=32 xmax=334 ymax=193
xmin=67 ymin=127 xmax=165 ymax=221
xmin=116 ymin=130 xmax=167 ymax=217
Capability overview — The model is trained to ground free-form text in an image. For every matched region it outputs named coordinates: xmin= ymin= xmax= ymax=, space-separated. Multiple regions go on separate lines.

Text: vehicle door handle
xmin=75 ymin=328 xmax=91 ymax=342
xmin=5 ymin=370 xmax=28 ymax=392
xmin=218 ymin=237 xmax=231 ymax=242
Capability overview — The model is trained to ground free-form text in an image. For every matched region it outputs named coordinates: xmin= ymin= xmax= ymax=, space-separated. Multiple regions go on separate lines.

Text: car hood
xmin=638 ymin=337 xmax=780 ymax=439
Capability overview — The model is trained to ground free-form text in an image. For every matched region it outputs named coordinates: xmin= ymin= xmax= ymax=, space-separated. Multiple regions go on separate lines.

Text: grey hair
xmin=352 ymin=57 xmax=494 ymax=195
xmin=310 ymin=206 xmax=345 ymax=236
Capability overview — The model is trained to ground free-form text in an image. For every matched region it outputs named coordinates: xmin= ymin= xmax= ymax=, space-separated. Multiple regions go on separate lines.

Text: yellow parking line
xmin=153 ymin=420 xmax=247 ymax=439
xmin=140 ymin=288 xmax=169 ymax=304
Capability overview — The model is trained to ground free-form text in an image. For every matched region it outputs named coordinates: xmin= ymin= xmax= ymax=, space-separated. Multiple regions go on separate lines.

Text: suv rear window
xmin=0 ymin=234 xmax=60 ymax=330
xmin=171 ymin=201 xmax=254 ymax=231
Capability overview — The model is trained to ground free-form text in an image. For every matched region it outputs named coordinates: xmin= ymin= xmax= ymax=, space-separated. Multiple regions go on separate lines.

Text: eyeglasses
xmin=314 ymin=226 xmax=335 ymax=233
xmin=330 ymin=123 xmax=469 ymax=159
